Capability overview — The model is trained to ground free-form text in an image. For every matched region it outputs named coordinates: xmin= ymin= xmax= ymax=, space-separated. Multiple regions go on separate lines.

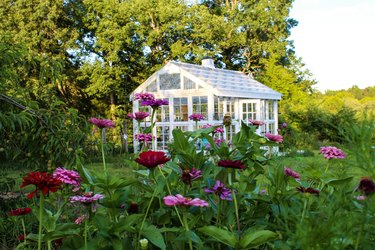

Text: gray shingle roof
xmin=170 ymin=61 xmax=282 ymax=100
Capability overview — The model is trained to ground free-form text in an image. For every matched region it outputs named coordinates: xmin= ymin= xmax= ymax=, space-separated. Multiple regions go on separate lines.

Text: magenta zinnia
xmin=189 ymin=113 xmax=205 ymax=121
xmin=218 ymin=159 xmax=247 ymax=169
xmin=128 ymin=111 xmax=150 ymax=121
xmin=265 ymin=132 xmax=283 ymax=143
xmin=141 ymin=99 xmax=169 ymax=108
xmin=284 ymin=167 xmax=301 ymax=180
xmin=248 ymin=119 xmax=265 ymax=127
xmin=163 ymin=194 xmax=209 ymax=207
xmin=20 ymin=172 xmax=62 ymax=199
xmin=135 ymin=151 xmax=170 ymax=169
xmin=320 ymin=146 xmax=346 ymax=159
xmin=88 ymin=118 xmax=115 ymax=129
xmin=70 ymin=192 xmax=104 ymax=204
xmin=181 ymin=168 xmax=202 ymax=186
xmin=134 ymin=133 xmax=153 ymax=143
xmin=8 ymin=207 xmax=32 ymax=216
xmin=134 ymin=92 xmax=155 ymax=101
xmin=53 ymin=167 xmax=81 ymax=187
xmin=205 ymin=180 xmax=232 ymax=200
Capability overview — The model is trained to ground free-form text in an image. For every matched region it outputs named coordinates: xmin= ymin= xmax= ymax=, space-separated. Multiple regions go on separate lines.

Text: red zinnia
xmin=9 ymin=207 xmax=32 ymax=216
xmin=217 ymin=159 xmax=247 ymax=169
xmin=20 ymin=172 xmax=62 ymax=199
xmin=297 ymin=186 xmax=320 ymax=195
xmin=357 ymin=177 xmax=375 ymax=195
xmin=135 ymin=151 xmax=170 ymax=169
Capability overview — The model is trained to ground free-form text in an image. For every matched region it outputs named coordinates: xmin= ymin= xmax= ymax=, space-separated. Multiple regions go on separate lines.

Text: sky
xmin=289 ymin=0 xmax=375 ymax=92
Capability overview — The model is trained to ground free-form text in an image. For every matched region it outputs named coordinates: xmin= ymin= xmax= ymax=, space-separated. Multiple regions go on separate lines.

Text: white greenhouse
xmin=130 ymin=58 xmax=282 ymax=151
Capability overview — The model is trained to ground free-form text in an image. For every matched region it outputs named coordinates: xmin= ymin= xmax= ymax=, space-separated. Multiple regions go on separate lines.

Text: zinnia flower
xmin=70 ymin=192 xmax=104 ymax=204
xmin=20 ymin=172 xmax=62 ymax=199
xmin=88 ymin=118 xmax=115 ymax=129
xmin=357 ymin=177 xmax=375 ymax=195
xmin=163 ymin=194 xmax=209 ymax=207
xmin=134 ymin=133 xmax=153 ymax=143
xmin=141 ymin=99 xmax=169 ymax=108
xmin=181 ymin=168 xmax=202 ymax=186
xmin=189 ymin=113 xmax=205 ymax=121
xmin=205 ymin=180 xmax=232 ymax=200
xmin=135 ymin=151 xmax=170 ymax=169
xmin=297 ymin=186 xmax=320 ymax=195
xmin=128 ymin=112 xmax=150 ymax=121
xmin=265 ymin=132 xmax=283 ymax=143
xmin=53 ymin=167 xmax=81 ymax=187
xmin=320 ymin=146 xmax=346 ymax=160
xmin=8 ymin=207 xmax=32 ymax=216
xmin=18 ymin=234 xmax=25 ymax=241
xmin=284 ymin=167 xmax=301 ymax=180
xmin=128 ymin=202 xmax=139 ymax=214
xmin=134 ymin=92 xmax=155 ymax=101
xmin=248 ymin=120 xmax=265 ymax=127
xmin=282 ymin=122 xmax=287 ymax=128
xmin=217 ymin=159 xmax=247 ymax=169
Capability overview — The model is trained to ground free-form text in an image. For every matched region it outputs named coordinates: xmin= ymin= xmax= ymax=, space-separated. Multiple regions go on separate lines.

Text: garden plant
xmin=2 ymin=92 xmax=375 ymax=250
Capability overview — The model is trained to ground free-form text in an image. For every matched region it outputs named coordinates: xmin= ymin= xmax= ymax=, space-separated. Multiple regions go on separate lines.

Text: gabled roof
xmin=170 ymin=61 xmax=281 ymax=100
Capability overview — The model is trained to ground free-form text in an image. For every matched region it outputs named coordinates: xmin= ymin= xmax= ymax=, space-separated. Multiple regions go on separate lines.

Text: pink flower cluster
xmin=284 ymin=167 xmax=300 ymax=180
xmin=202 ymin=124 xmax=224 ymax=134
xmin=189 ymin=113 xmax=205 ymax=121
xmin=265 ymin=132 xmax=283 ymax=143
xmin=320 ymin=146 xmax=346 ymax=159
xmin=163 ymin=194 xmax=209 ymax=207
xmin=53 ymin=167 xmax=81 ymax=187
xmin=70 ymin=192 xmax=104 ymax=204
xmin=135 ymin=133 xmax=153 ymax=143
xmin=128 ymin=111 xmax=149 ymax=121
xmin=134 ymin=92 xmax=155 ymax=101
xmin=249 ymin=120 xmax=265 ymax=126
xmin=88 ymin=118 xmax=115 ymax=129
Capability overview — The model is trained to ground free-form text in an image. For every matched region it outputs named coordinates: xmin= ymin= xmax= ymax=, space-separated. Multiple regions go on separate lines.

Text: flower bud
xmin=140 ymin=238 xmax=148 ymax=250
xmin=223 ymin=114 xmax=232 ymax=127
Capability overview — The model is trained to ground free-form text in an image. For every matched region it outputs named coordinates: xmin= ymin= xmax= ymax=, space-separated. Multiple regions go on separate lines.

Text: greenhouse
xmin=131 ymin=58 xmax=282 ymax=150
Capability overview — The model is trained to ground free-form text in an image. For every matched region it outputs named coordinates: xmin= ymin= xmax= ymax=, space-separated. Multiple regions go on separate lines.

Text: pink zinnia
xmin=141 ymin=99 xmax=169 ymax=108
xmin=53 ymin=167 xmax=81 ymax=187
xmin=181 ymin=168 xmax=202 ymax=186
xmin=320 ymin=146 xmax=346 ymax=160
xmin=70 ymin=192 xmax=104 ymax=204
xmin=249 ymin=120 xmax=265 ymax=127
xmin=88 ymin=118 xmax=115 ymax=129
xmin=204 ymin=180 xmax=232 ymax=200
xmin=134 ymin=92 xmax=155 ymax=101
xmin=284 ymin=167 xmax=301 ymax=180
xmin=134 ymin=133 xmax=153 ymax=143
xmin=163 ymin=194 xmax=209 ymax=207
xmin=128 ymin=111 xmax=149 ymax=121
xmin=265 ymin=132 xmax=283 ymax=143
xmin=189 ymin=113 xmax=205 ymax=121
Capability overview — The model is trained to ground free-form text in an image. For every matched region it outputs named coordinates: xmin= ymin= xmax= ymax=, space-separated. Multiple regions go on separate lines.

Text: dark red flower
xmin=217 ymin=159 xmax=247 ymax=170
xmin=20 ymin=172 xmax=62 ymax=199
xmin=135 ymin=151 xmax=170 ymax=169
xmin=297 ymin=186 xmax=320 ymax=195
xmin=357 ymin=177 xmax=375 ymax=195
xmin=18 ymin=234 xmax=25 ymax=241
xmin=128 ymin=202 xmax=139 ymax=214
xmin=9 ymin=207 xmax=32 ymax=216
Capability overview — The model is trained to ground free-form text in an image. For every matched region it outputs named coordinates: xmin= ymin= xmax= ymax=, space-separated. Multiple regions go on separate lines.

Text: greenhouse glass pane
xmin=159 ymin=73 xmax=180 ymax=90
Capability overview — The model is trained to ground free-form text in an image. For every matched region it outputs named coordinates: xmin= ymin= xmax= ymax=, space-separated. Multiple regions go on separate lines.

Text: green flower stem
xmin=38 ymin=194 xmax=44 ymax=250
xmin=300 ymin=198 xmax=308 ymax=223
xmin=183 ymin=211 xmax=193 ymax=250
xmin=101 ymin=128 xmax=107 ymax=173
xmin=47 ymin=240 xmax=52 ymax=250
xmin=84 ymin=212 xmax=88 ymax=250
xmin=138 ymin=186 xmax=157 ymax=248
xmin=157 ymin=167 xmax=184 ymax=227
xmin=21 ymin=218 xmax=27 ymax=247
xmin=216 ymin=199 xmax=221 ymax=227
xmin=355 ymin=203 xmax=367 ymax=250
xmin=228 ymin=172 xmax=241 ymax=239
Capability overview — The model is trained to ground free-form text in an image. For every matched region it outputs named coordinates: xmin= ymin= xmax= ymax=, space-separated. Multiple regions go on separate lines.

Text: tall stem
xmin=84 ymin=212 xmax=88 ymax=250
xmin=183 ymin=212 xmax=193 ymax=250
xmin=21 ymin=218 xmax=27 ymax=247
xmin=300 ymin=198 xmax=308 ymax=223
xmin=101 ymin=128 xmax=107 ymax=172
xmin=228 ymin=172 xmax=240 ymax=239
xmin=38 ymin=195 xmax=44 ymax=250
xmin=138 ymin=187 xmax=157 ymax=248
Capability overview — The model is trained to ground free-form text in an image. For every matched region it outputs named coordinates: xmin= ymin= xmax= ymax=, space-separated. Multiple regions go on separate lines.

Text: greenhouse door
xmin=239 ymin=100 xmax=260 ymax=125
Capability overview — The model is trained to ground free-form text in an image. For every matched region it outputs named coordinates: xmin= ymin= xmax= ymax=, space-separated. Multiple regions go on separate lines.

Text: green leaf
xmin=77 ymin=164 xmax=94 ymax=185
xmin=198 ymin=226 xmax=237 ymax=248
xmin=113 ymin=214 xmax=144 ymax=233
xmin=142 ymin=224 xmax=166 ymax=250
xmin=238 ymin=230 xmax=278 ymax=249
xmin=325 ymin=176 xmax=353 ymax=188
